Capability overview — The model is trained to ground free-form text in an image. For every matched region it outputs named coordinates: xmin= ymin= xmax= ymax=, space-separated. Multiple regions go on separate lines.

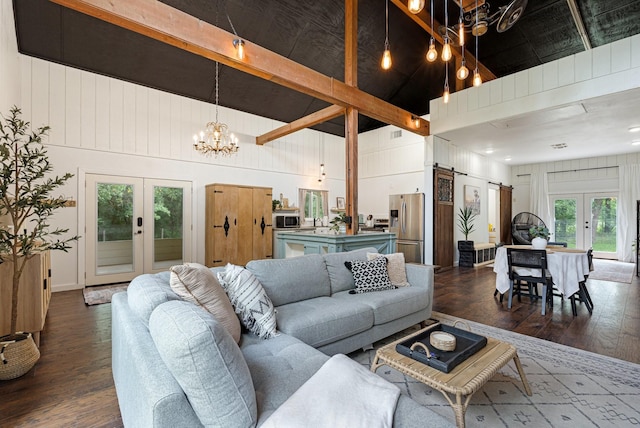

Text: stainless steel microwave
xmin=276 ymin=215 xmax=300 ymax=228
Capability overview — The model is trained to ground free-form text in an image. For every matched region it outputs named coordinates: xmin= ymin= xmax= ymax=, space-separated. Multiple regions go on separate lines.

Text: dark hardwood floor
xmin=433 ymin=264 xmax=640 ymax=365
xmin=0 ymin=264 xmax=638 ymax=427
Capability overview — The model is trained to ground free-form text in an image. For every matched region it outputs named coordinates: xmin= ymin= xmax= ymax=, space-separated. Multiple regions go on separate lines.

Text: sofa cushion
xmin=274 ymin=297 xmax=373 ymax=347
xmin=323 ymin=247 xmax=378 ymax=294
xmin=332 ymin=285 xmax=430 ymax=325
xmin=240 ymin=333 xmax=329 ymax=423
xmin=217 ymin=263 xmax=277 ymax=339
xmin=127 ymin=271 xmax=181 ymax=326
xmin=149 ymin=300 xmax=257 ymax=428
xmin=169 ymin=262 xmax=241 ymax=343
xmin=246 ymin=254 xmax=330 ymax=307
xmin=367 ymin=252 xmax=410 ymax=287
xmin=345 ymin=257 xmax=395 ymax=293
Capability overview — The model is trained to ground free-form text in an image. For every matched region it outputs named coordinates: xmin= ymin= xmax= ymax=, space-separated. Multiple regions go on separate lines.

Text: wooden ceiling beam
xmin=391 ymin=0 xmax=496 ymax=82
xmin=50 ymin=0 xmax=430 ymax=137
xmin=256 ymin=105 xmax=345 ymax=145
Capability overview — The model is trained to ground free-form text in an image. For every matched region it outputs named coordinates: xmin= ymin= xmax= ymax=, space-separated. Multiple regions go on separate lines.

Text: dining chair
xmin=548 ymin=248 xmax=593 ymax=316
xmin=570 ymin=249 xmax=594 ymax=314
xmin=506 ymin=248 xmax=553 ymax=315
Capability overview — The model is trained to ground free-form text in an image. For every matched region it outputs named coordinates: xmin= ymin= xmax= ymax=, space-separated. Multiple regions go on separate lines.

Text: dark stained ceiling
xmin=12 ymin=0 xmax=640 ymax=138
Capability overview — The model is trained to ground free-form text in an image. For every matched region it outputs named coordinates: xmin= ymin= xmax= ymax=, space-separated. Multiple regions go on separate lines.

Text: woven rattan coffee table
xmin=371 ymin=323 xmax=532 ymax=428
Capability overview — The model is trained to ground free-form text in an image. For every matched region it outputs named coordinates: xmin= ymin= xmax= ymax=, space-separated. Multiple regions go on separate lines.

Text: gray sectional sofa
xmin=111 ymin=247 xmax=453 ymax=427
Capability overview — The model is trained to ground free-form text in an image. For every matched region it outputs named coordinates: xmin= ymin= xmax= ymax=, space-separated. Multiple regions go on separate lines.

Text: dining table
xmin=493 ymin=245 xmax=591 ymax=307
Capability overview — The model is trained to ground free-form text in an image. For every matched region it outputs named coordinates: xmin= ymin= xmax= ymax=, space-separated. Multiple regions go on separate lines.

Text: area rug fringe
xmin=351 ymin=312 xmax=640 ymax=427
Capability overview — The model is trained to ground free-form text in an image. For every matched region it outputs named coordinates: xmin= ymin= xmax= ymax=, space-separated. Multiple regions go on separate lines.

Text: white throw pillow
xmin=367 ymin=252 xmax=410 ymax=287
xmin=169 ymin=262 xmax=241 ymax=343
xmin=217 ymin=263 xmax=278 ymax=339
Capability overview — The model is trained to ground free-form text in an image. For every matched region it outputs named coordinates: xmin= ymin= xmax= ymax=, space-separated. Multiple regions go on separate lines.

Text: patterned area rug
xmin=82 ymin=283 xmax=128 ymax=305
xmin=351 ymin=311 xmax=640 ymax=427
xmin=589 ymin=259 xmax=636 ymax=284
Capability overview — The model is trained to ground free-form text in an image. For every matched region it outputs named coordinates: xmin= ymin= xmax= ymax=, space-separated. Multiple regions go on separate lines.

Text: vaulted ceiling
xmin=12 ymin=0 xmax=640 ymax=141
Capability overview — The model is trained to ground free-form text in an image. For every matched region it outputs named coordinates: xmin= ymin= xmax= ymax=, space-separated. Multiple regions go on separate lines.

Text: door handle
xmin=137 ymin=217 xmax=143 ymax=227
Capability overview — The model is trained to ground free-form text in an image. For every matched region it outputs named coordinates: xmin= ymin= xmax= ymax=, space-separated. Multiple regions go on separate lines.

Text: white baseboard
xmin=52 ymin=283 xmax=84 ymax=292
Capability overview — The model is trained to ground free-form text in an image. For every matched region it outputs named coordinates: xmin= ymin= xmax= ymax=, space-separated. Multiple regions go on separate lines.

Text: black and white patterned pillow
xmin=345 ymin=257 xmax=395 ymax=293
xmin=216 ymin=263 xmax=277 ymax=339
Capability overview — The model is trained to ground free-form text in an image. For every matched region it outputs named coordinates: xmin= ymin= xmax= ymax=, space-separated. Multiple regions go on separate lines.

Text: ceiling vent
xmin=390 ymin=130 xmax=402 ymax=139
xmin=551 ymin=143 xmax=568 ymax=149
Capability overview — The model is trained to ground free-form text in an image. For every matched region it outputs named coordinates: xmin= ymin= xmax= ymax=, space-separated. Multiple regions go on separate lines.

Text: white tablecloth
xmin=493 ymin=246 xmax=590 ymax=297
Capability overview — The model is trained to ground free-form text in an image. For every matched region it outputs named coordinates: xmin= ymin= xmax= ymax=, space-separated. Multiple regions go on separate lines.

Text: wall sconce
xmin=233 ymin=39 xmax=245 ymax=60
xmin=411 ymin=116 xmax=420 ymax=128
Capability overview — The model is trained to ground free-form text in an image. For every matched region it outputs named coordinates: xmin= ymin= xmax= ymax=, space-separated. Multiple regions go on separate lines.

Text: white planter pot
xmin=531 ymin=237 xmax=548 ymax=249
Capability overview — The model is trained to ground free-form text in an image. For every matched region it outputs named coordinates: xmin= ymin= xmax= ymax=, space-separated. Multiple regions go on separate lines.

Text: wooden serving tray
xmin=395 ymin=324 xmax=487 ymax=373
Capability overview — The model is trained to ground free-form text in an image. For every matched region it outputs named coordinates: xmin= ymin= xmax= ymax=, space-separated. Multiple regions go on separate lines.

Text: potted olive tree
xmin=0 ymin=107 xmax=79 ymax=379
xmin=457 ymin=206 xmax=477 ymax=267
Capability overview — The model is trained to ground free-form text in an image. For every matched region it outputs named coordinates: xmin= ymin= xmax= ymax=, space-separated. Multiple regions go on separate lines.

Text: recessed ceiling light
xmin=629 ymin=126 xmax=640 ymax=133
xmin=632 ymin=140 xmax=640 ymax=146
xmin=504 ymin=157 xmax=512 ymax=161
xmin=485 ymin=149 xmax=494 ymax=154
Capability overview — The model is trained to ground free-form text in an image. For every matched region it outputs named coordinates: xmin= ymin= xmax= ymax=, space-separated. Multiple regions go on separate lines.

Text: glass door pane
xmin=144 ymin=178 xmax=192 ymax=273
xmin=97 ymin=183 xmax=135 ymax=274
xmin=152 ymin=185 xmax=184 ymax=270
xmin=553 ymin=197 xmax=579 ymax=248
xmin=588 ymin=196 xmax=617 ymax=256
xmin=85 ymin=174 xmax=144 ymax=285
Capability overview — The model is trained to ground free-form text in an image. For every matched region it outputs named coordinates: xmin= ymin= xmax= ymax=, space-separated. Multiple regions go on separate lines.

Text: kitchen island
xmin=274 ymin=229 xmax=397 ymax=258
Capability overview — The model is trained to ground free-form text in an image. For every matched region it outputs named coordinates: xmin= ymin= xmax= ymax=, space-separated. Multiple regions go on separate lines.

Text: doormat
xmin=589 ymin=259 xmax=636 ymax=284
xmin=351 ymin=311 xmax=640 ymax=428
xmin=82 ymin=283 xmax=128 ymax=305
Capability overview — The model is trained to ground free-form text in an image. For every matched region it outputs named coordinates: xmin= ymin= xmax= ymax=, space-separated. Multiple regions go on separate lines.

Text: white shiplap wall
xmin=429 ymin=35 xmax=640 ymax=134
xmin=0 ymin=0 xmax=19 ymax=109
xmin=358 ymin=125 xmax=426 ymax=219
xmin=18 ymin=55 xmax=347 ymax=290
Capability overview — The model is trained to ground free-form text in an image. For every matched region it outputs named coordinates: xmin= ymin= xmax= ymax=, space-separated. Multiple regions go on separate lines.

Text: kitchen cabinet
xmin=0 ymin=251 xmax=51 ymax=346
xmin=205 ymin=184 xmax=273 ymax=267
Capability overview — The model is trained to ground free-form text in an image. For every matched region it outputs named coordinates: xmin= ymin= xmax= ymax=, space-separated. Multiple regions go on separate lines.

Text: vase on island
xmin=531 ymin=237 xmax=548 ymax=249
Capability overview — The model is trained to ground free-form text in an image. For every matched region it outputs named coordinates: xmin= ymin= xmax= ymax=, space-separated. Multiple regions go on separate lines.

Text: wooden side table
xmin=371 ymin=323 xmax=532 ymax=428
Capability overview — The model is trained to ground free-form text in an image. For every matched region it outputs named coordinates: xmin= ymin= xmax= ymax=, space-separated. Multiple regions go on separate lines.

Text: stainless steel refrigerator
xmin=389 ymin=193 xmax=424 ymax=264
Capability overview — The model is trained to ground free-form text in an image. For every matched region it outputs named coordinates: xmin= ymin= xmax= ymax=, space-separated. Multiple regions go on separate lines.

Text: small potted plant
xmin=457 ymin=206 xmax=477 ymax=267
xmin=329 ymin=212 xmax=348 ymax=234
xmin=529 ymin=225 xmax=550 ymax=249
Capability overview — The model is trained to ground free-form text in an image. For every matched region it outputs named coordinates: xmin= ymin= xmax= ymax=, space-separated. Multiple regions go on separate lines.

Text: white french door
xmin=551 ymin=192 xmax=617 ymax=259
xmin=85 ymin=174 xmax=192 ymax=285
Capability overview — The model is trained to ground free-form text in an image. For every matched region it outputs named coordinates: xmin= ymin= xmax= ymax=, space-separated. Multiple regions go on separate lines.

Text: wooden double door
xmin=205 ymin=184 xmax=273 ymax=267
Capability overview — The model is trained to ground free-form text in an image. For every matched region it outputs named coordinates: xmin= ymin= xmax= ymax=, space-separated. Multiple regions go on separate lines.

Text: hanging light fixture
xmin=425 ymin=0 xmax=438 ymax=62
xmin=441 ymin=0 xmax=452 ymax=62
xmin=457 ymin=0 xmax=465 ymax=47
xmin=408 ymin=0 xmax=425 ymax=14
xmin=455 ymin=0 xmax=468 ymax=80
xmin=193 ymin=5 xmax=240 ymax=157
xmin=443 ymin=62 xmax=450 ymax=103
xmin=193 ymin=61 xmax=239 ymax=157
xmin=472 ymin=0 xmax=482 ymax=87
xmin=318 ymin=134 xmax=326 ymax=183
xmin=381 ymin=0 xmax=392 ymax=70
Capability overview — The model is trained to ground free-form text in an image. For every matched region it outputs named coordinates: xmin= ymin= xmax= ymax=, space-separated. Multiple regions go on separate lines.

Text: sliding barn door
xmin=433 ymin=168 xmax=454 ymax=270
xmin=500 ymin=185 xmax=513 ymax=245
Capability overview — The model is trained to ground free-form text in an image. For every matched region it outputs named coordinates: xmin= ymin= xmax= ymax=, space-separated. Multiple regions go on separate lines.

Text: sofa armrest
xmin=405 ymin=263 xmax=434 ymax=290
